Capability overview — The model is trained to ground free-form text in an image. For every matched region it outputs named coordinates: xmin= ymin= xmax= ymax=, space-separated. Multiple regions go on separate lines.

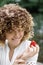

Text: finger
xmin=18 ymin=64 xmax=25 ymax=65
xmin=15 ymin=59 xmax=25 ymax=63
xmin=31 ymin=45 xmax=36 ymax=53
xmin=16 ymin=47 xmax=30 ymax=59
xmin=35 ymin=44 xmax=40 ymax=53
xmin=13 ymin=63 xmax=25 ymax=65
xmin=16 ymin=54 xmax=23 ymax=59
xmin=18 ymin=64 xmax=26 ymax=65
xmin=21 ymin=47 xmax=33 ymax=60
xmin=21 ymin=50 xmax=32 ymax=60
xmin=14 ymin=59 xmax=25 ymax=64
xmin=21 ymin=53 xmax=29 ymax=60
xmin=27 ymin=46 xmax=34 ymax=52
xmin=24 ymin=47 xmax=31 ymax=54
xmin=29 ymin=45 xmax=36 ymax=57
xmin=13 ymin=59 xmax=25 ymax=65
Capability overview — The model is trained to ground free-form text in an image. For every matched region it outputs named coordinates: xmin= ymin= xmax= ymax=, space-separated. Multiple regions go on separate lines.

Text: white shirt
xmin=0 ymin=40 xmax=38 ymax=65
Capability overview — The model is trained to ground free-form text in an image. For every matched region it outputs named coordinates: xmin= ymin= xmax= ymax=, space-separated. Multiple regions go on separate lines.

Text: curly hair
xmin=0 ymin=4 xmax=34 ymax=43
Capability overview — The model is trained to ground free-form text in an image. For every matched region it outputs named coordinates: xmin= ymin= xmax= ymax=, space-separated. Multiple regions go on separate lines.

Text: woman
xmin=0 ymin=4 xmax=39 ymax=65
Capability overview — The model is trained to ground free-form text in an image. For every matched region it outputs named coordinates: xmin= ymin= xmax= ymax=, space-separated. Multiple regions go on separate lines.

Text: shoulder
xmin=0 ymin=42 xmax=5 ymax=52
xmin=23 ymin=40 xmax=31 ymax=47
xmin=25 ymin=40 xmax=31 ymax=45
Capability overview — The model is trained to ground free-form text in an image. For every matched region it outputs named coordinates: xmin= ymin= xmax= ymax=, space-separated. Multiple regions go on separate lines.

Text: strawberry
xmin=30 ymin=40 xmax=37 ymax=47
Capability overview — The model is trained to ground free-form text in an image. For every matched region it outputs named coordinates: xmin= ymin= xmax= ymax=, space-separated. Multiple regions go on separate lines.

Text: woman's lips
xmin=12 ymin=37 xmax=20 ymax=40
xmin=12 ymin=38 xmax=20 ymax=43
xmin=12 ymin=38 xmax=19 ymax=40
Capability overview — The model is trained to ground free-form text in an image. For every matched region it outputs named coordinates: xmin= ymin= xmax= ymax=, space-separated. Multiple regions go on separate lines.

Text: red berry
xmin=30 ymin=40 xmax=37 ymax=47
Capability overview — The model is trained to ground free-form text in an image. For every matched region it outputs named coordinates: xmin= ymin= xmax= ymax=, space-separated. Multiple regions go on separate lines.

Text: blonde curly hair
xmin=0 ymin=4 xmax=34 ymax=43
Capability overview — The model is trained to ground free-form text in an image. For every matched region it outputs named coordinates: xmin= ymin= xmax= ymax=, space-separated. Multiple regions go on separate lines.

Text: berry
xmin=30 ymin=40 xmax=37 ymax=47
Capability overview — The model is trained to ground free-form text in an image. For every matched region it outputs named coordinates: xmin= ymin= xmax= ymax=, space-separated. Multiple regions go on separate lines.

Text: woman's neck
xmin=9 ymin=48 xmax=14 ymax=61
xmin=8 ymin=44 xmax=17 ymax=51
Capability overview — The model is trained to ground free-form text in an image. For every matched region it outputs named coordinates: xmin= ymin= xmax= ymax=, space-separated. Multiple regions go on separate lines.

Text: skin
xmin=6 ymin=28 xmax=24 ymax=61
xmin=6 ymin=28 xmax=39 ymax=65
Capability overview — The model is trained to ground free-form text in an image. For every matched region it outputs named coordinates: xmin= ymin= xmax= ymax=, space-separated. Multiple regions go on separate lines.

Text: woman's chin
xmin=12 ymin=41 xmax=20 ymax=46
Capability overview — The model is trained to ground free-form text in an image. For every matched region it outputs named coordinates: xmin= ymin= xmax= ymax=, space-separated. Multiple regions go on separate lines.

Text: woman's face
xmin=6 ymin=28 xmax=24 ymax=49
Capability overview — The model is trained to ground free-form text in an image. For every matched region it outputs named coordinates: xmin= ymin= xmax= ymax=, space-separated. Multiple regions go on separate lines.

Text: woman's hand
xmin=13 ymin=44 xmax=39 ymax=65
xmin=13 ymin=59 xmax=26 ymax=65
xmin=16 ymin=44 xmax=39 ymax=60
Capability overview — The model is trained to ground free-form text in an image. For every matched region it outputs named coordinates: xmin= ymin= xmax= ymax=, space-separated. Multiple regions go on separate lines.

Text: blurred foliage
xmin=0 ymin=0 xmax=43 ymax=63
xmin=0 ymin=0 xmax=43 ymax=12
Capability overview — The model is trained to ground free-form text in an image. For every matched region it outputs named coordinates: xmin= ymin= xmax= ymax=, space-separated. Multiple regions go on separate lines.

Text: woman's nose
xmin=12 ymin=34 xmax=20 ymax=40
xmin=16 ymin=33 xmax=20 ymax=38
